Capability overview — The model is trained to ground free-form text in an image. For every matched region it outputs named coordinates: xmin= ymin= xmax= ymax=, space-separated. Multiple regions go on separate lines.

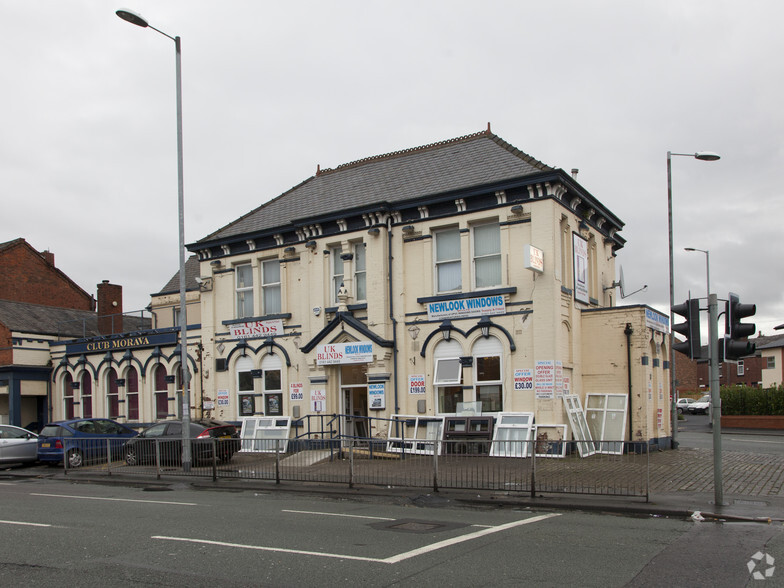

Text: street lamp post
xmin=685 ymin=247 xmax=724 ymax=505
xmin=666 ymin=150 xmax=720 ymax=450
xmin=117 ymin=8 xmax=192 ymax=471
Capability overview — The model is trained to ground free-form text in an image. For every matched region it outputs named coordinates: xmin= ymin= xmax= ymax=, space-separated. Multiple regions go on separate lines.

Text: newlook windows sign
xmin=426 ymin=294 xmax=505 ymax=321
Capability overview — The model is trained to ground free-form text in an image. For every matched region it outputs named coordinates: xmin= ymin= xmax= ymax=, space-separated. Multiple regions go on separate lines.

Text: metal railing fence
xmin=64 ymin=436 xmax=649 ymax=499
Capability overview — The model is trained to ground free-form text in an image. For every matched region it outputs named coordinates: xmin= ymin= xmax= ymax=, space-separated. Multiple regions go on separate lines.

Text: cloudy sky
xmin=3 ymin=1 xmax=782 ymax=337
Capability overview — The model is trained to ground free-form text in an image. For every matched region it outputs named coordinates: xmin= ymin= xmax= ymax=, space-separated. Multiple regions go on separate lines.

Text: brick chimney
xmin=97 ymin=280 xmax=123 ymax=335
xmin=41 ymin=250 xmax=55 ymax=266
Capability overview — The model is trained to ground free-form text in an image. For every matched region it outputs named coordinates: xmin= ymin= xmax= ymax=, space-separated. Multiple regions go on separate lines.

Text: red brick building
xmin=674 ymin=341 xmax=768 ymax=397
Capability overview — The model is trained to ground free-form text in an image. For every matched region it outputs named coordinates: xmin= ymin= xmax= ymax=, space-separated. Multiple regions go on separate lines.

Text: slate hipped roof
xmin=153 ymin=255 xmax=201 ymax=297
xmin=195 ymin=129 xmax=582 ymax=246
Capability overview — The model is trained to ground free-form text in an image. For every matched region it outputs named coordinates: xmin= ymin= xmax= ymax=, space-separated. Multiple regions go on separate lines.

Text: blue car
xmin=37 ymin=418 xmax=138 ymax=468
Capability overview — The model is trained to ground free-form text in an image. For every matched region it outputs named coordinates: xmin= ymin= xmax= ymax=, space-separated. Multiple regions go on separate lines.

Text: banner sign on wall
xmin=645 ymin=308 xmax=669 ymax=333
xmin=573 ymin=233 xmax=589 ymax=304
xmin=217 ymin=389 xmax=230 ymax=407
xmin=409 ymin=375 xmax=426 ymax=395
xmin=66 ymin=331 xmax=177 ymax=355
xmin=535 ymin=360 xmax=555 ymax=399
xmin=426 ymin=294 xmax=505 ymax=321
xmin=311 ymin=388 xmax=326 ymax=412
xmin=316 ymin=342 xmax=373 ymax=365
xmin=289 ymin=382 xmax=304 ymax=401
xmin=555 ymin=361 xmax=564 ymax=398
xmin=514 ymin=369 xmax=533 ymax=391
xmin=229 ymin=319 xmax=283 ymax=340
xmin=368 ymin=383 xmax=386 ymax=410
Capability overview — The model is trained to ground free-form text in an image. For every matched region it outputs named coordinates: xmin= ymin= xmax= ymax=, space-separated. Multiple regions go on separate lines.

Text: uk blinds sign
xmin=316 ymin=342 xmax=373 ymax=365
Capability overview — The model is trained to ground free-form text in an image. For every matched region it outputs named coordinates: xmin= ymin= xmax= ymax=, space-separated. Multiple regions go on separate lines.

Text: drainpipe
xmin=388 ymin=217 xmax=400 ymax=413
xmin=624 ymin=323 xmax=634 ymax=442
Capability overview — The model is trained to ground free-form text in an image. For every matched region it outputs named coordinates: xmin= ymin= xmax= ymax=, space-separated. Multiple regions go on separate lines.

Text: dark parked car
xmin=0 ymin=425 xmax=39 ymax=465
xmin=37 ymin=418 xmax=138 ymax=468
xmin=123 ymin=419 xmax=240 ymax=467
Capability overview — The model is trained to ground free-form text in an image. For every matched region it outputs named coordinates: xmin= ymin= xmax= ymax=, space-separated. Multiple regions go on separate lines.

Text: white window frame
xmin=354 ymin=242 xmax=367 ymax=302
xmin=737 ymin=360 xmax=745 ymax=376
xmin=261 ymin=259 xmax=281 ymax=315
xmin=239 ymin=417 xmax=291 ymax=453
xmin=434 ymin=227 xmax=462 ymax=294
xmin=261 ymin=353 xmax=283 ymax=416
xmin=235 ymin=263 xmax=254 ymax=319
xmin=386 ymin=415 xmax=445 ymax=455
xmin=330 ymin=247 xmax=344 ymax=304
xmin=533 ymin=424 xmax=568 ymax=458
xmin=489 ymin=412 xmax=534 ymax=458
xmin=562 ymin=394 xmax=596 ymax=457
xmin=434 ymin=358 xmax=462 ymax=385
xmin=585 ymin=393 xmax=628 ymax=455
xmin=471 ymin=222 xmax=501 ymax=290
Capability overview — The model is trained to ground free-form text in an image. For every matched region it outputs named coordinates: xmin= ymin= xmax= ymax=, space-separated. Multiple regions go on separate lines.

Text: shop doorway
xmin=340 ymin=363 xmax=368 ymax=439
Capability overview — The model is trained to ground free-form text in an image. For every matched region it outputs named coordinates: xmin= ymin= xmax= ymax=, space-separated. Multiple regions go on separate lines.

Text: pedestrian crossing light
xmin=672 ymin=298 xmax=702 ymax=359
xmin=725 ymin=292 xmax=756 ymax=361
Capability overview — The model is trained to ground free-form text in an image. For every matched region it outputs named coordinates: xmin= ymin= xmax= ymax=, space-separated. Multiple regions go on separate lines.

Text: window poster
xmin=239 ymin=394 xmax=255 ymax=416
xmin=573 ymin=233 xmax=589 ymax=304
xmin=290 ymin=382 xmax=304 ymax=401
xmin=535 ymin=360 xmax=555 ymax=399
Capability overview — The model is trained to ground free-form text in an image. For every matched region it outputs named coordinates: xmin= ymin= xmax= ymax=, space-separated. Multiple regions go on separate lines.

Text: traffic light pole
xmin=709 ymin=293 xmax=724 ymax=506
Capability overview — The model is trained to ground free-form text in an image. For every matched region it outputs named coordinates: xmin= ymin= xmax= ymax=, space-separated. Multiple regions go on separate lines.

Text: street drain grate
xmin=370 ymin=519 xmax=468 ymax=534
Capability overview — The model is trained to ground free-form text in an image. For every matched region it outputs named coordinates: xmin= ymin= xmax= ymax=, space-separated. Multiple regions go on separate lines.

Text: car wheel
xmin=67 ymin=449 xmax=83 ymax=468
xmin=124 ymin=447 xmax=138 ymax=466
xmin=677 ymin=407 xmax=684 ymax=414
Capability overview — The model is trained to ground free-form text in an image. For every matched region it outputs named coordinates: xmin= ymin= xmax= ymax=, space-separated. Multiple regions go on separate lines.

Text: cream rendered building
xmin=182 ymin=129 xmax=673 ymax=448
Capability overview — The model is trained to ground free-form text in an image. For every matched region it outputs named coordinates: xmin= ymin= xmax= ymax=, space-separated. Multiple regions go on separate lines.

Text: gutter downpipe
xmin=388 ymin=217 xmax=400 ymax=413
xmin=624 ymin=323 xmax=634 ymax=442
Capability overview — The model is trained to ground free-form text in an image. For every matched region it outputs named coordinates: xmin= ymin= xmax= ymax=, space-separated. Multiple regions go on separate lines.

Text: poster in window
xmin=239 ymin=394 xmax=255 ymax=416
xmin=266 ymin=393 xmax=283 ymax=416
xmin=572 ymin=233 xmax=589 ymax=304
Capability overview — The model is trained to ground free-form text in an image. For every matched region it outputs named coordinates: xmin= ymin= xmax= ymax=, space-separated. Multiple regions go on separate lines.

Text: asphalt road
xmin=678 ymin=414 xmax=784 ymax=454
xmin=1 ymin=477 xmax=783 ymax=587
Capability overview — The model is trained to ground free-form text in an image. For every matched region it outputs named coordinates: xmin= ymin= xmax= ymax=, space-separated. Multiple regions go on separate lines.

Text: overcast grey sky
xmin=3 ymin=1 xmax=782 ymax=337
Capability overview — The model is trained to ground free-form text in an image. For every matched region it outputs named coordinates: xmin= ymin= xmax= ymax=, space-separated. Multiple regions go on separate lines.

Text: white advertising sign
xmin=368 ymin=383 xmax=386 ymax=410
xmin=645 ymin=308 xmax=670 ymax=333
xmin=311 ymin=388 xmax=326 ymax=412
xmin=316 ymin=342 xmax=373 ymax=365
xmin=573 ymin=233 xmax=589 ymax=304
xmin=217 ymin=388 xmax=230 ymax=407
xmin=555 ymin=361 xmax=564 ymax=398
xmin=514 ymin=368 xmax=533 ymax=392
xmin=409 ymin=375 xmax=426 ymax=395
xmin=535 ymin=360 xmax=555 ymax=399
xmin=524 ymin=244 xmax=544 ymax=273
xmin=426 ymin=294 xmax=505 ymax=321
xmin=289 ymin=382 xmax=304 ymax=401
xmin=229 ymin=319 xmax=284 ymax=340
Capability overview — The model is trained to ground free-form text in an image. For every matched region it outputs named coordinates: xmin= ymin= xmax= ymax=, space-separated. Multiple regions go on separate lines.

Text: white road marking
xmin=153 ymin=512 xmax=560 ymax=564
xmin=282 ymin=509 xmax=493 ymax=527
xmin=31 ymin=493 xmax=196 ymax=506
xmin=282 ymin=509 xmax=396 ymax=521
xmin=727 ymin=438 xmax=784 ymax=444
xmin=0 ymin=520 xmax=51 ymax=527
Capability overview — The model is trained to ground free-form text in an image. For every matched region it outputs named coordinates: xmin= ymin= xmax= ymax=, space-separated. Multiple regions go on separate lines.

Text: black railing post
xmin=349 ymin=440 xmax=354 ymax=489
xmin=155 ymin=438 xmax=161 ymax=480
xmin=530 ymin=440 xmax=536 ymax=498
xmin=275 ymin=439 xmax=281 ymax=484
xmin=211 ymin=438 xmax=218 ymax=482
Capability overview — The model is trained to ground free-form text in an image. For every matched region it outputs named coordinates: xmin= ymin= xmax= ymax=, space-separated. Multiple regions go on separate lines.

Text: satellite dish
xmin=619 ymin=266 xmax=626 ymax=299
xmin=604 ymin=265 xmax=647 ymax=299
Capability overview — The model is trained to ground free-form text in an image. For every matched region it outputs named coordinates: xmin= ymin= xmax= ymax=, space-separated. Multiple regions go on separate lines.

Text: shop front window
xmin=154 ymin=364 xmax=169 ymax=419
xmin=433 ymin=339 xmax=464 ymax=414
xmin=236 ymin=356 xmax=255 ymax=417
xmin=106 ymin=368 xmax=119 ymax=419
xmin=64 ymin=374 xmax=74 ymax=420
xmin=473 ymin=337 xmax=503 ymax=412
xmin=262 ymin=354 xmax=283 ymax=416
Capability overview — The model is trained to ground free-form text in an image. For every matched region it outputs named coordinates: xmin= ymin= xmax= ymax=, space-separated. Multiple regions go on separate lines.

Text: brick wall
xmin=0 ymin=240 xmax=94 ymax=310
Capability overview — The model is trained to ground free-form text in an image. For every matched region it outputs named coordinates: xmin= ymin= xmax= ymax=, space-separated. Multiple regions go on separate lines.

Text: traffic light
xmin=724 ymin=292 xmax=756 ymax=361
xmin=672 ymin=298 xmax=702 ymax=359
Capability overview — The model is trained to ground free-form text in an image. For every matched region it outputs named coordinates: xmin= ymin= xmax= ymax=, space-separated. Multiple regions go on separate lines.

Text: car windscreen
xmin=40 ymin=425 xmax=63 ymax=437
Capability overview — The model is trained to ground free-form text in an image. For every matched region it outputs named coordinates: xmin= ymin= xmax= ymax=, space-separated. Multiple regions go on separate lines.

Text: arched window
xmin=81 ymin=372 xmax=93 ymax=418
xmin=154 ymin=364 xmax=169 ymax=420
xmin=106 ymin=367 xmax=119 ymax=419
xmin=473 ymin=336 xmax=503 ymax=412
xmin=64 ymin=373 xmax=74 ymax=420
xmin=127 ymin=367 xmax=139 ymax=421
xmin=433 ymin=339 xmax=463 ymax=414
xmin=236 ymin=356 xmax=255 ymax=417
xmin=261 ymin=353 xmax=283 ymax=416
